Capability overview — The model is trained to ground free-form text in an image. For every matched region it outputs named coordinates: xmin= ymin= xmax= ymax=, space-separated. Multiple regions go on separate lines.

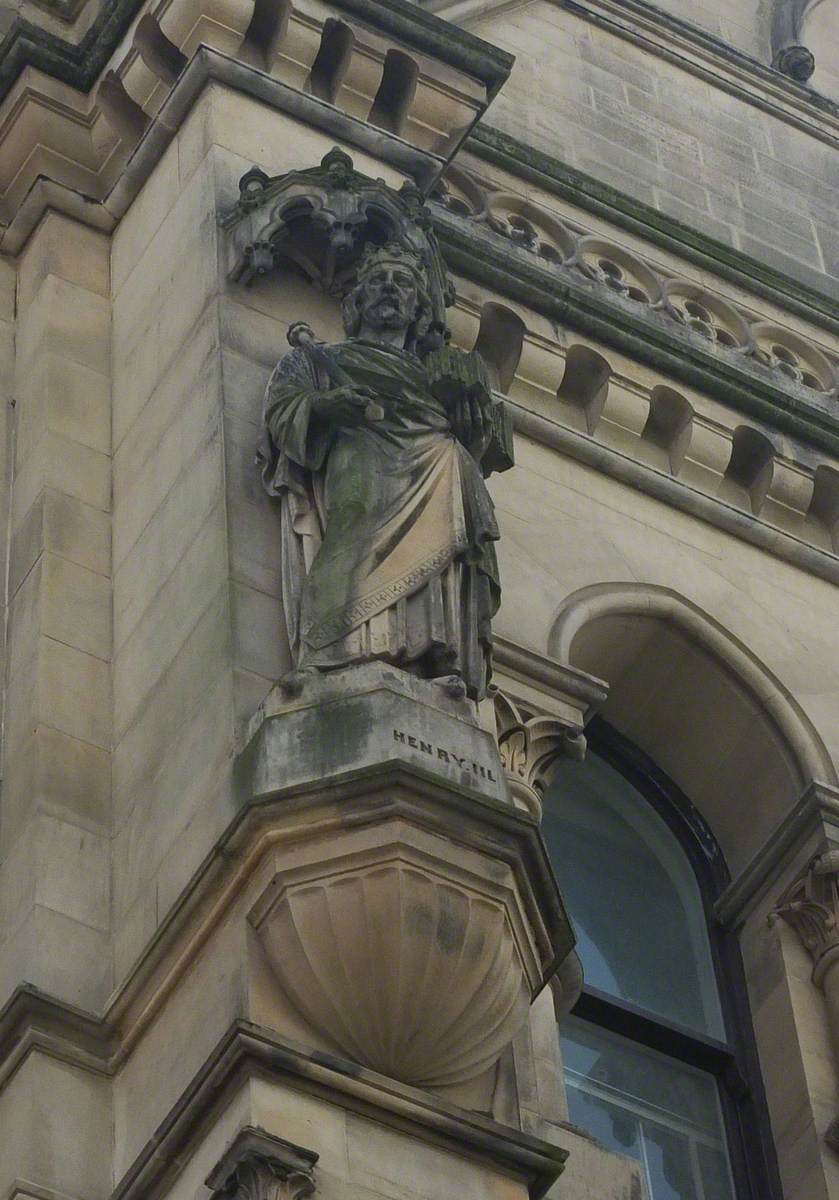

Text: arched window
xmin=542 ymin=723 xmax=781 ymax=1200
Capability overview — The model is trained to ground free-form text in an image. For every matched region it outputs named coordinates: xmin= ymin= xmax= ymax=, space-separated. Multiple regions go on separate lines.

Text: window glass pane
xmin=543 ymin=752 xmax=724 ymax=1037
xmin=562 ymin=1017 xmax=736 ymax=1200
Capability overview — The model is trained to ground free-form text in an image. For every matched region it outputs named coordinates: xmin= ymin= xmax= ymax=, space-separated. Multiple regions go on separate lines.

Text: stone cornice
xmin=0 ymin=983 xmax=113 ymax=1088
xmin=323 ymin=0 xmax=513 ymax=96
xmin=0 ymin=0 xmax=511 ymax=105
xmin=114 ymin=1022 xmax=568 ymax=1200
xmin=0 ymin=0 xmax=512 ymax=251
xmin=0 ymin=1006 xmax=569 ymax=1199
xmin=466 ymin=125 xmax=839 ymax=340
xmin=0 ymin=2 xmax=144 ymax=100
xmin=0 ymin=45 xmax=451 ymax=254
xmin=435 ymin=212 xmax=839 ymax=458
xmin=509 ymin=403 xmax=839 ymax=591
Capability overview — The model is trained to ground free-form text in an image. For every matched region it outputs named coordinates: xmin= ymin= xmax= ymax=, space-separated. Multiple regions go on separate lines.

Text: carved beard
xmin=362 ymin=290 xmax=415 ymax=331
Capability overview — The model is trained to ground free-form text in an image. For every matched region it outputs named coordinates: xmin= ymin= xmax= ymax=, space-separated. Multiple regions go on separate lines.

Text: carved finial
xmin=207 ymin=1128 xmax=318 ymax=1200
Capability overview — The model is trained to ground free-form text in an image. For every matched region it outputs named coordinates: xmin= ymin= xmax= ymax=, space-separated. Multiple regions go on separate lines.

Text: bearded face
xmin=357 ymin=263 xmax=419 ymax=333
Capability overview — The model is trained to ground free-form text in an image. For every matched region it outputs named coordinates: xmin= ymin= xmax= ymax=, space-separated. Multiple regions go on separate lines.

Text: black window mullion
xmin=560 ymin=721 xmax=785 ymax=1200
xmin=572 ymin=985 xmax=733 ymax=1074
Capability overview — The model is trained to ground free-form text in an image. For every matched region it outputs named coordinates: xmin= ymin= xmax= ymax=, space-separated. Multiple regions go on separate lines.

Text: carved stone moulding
xmin=237 ymin=663 xmax=575 ymax=1094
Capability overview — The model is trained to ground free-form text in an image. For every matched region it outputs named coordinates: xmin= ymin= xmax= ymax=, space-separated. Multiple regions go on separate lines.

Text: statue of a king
xmin=258 ymin=242 xmax=501 ymax=701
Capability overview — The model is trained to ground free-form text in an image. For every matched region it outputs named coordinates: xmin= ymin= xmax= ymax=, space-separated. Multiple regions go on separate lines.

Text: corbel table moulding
xmin=0 ymin=0 xmax=513 ymax=248
xmin=465 ymin=125 xmax=839 ymax=341
xmin=436 ymin=215 xmax=839 ymax=458
xmin=0 ymin=0 xmax=512 ymax=101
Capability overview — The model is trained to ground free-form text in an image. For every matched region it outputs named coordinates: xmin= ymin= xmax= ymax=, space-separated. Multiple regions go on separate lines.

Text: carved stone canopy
xmin=222 ymin=147 xmax=454 ymax=341
xmin=206 ymin=1126 xmax=318 ymax=1200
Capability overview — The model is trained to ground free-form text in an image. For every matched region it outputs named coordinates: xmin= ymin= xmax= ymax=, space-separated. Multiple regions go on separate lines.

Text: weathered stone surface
xmin=243 ymin=662 xmax=509 ymax=805
xmin=246 ymin=155 xmax=510 ymax=701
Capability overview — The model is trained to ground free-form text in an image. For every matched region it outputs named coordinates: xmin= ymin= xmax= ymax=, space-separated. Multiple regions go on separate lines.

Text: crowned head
xmin=342 ymin=241 xmax=435 ymax=352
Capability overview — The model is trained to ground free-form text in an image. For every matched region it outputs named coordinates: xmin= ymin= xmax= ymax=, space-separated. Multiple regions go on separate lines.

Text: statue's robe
xmin=258 ymin=339 xmax=500 ymax=699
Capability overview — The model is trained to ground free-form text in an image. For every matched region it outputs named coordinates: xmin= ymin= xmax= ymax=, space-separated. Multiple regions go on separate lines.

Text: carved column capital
xmin=207 ymin=1127 xmax=318 ymax=1200
xmin=493 ymin=689 xmax=585 ymax=820
xmin=775 ymin=851 xmax=839 ymax=986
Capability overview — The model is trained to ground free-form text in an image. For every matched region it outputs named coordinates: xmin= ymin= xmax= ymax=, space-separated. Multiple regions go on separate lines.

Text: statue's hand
xmin=312 ymin=385 xmax=378 ymax=425
xmin=452 ymin=389 xmax=492 ymax=460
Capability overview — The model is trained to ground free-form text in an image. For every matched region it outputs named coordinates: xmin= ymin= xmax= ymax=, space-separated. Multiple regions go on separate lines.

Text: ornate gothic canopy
xmin=222 ymin=147 xmax=455 ymax=335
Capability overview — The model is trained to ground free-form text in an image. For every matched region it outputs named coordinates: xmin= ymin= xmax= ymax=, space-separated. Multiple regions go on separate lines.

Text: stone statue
xmin=258 ymin=241 xmax=502 ymax=700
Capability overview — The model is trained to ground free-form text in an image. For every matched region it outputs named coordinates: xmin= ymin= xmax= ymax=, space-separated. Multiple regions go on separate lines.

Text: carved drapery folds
xmin=207 ymin=1128 xmax=318 ymax=1200
xmin=493 ymin=689 xmax=586 ymax=820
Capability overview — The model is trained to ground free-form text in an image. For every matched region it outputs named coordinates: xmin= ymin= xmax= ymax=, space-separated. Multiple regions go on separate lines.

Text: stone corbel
xmin=206 ymin=1127 xmax=318 ymax=1200
xmin=493 ymin=689 xmax=586 ymax=821
xmin=775 ymin=851 xmax=839 ymax=1149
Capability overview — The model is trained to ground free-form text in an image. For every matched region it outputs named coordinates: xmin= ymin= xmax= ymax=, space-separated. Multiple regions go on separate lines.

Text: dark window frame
xmin=559 ymin=716 xmax=784 ymax=1200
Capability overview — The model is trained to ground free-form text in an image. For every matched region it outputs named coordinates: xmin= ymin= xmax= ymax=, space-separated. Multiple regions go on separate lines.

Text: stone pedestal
xmin=235 ymin=663 xmax=575 ymax=1103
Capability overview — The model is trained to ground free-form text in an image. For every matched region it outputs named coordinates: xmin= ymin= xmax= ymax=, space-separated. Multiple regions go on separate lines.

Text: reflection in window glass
xmin=542 ymin=752 xmax=724 ymax=1038
xmin=562 ymin=1018 xmax=736 ymax=1200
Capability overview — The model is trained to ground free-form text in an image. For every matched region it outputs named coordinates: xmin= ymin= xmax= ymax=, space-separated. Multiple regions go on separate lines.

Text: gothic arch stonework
xmin=548 ymin=582 xmax=837 ymax=880
xmin=551 ymin=582 xmax=835 ymax=786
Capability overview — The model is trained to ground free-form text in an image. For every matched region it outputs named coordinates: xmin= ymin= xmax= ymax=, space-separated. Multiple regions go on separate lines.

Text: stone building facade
xmin=0 ymin=0 xmax=838 ymax=1198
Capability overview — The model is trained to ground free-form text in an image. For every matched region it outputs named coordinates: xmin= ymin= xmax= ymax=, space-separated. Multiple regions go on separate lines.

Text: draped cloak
xmin=258 ymin=339 xmax=500 ymax=699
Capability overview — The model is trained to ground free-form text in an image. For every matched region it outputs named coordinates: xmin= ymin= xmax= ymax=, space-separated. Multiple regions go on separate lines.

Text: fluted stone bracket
xmin=207 ymin=1127 xmax=318 ymax=1200
xmin=236 ymin=662 xmax=575 ymax=1097
xmin=493 ymin=689 xmax=586 ymax=821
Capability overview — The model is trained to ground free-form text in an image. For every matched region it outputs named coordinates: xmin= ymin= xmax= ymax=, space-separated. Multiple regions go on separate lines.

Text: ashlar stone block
xmin=17 ymin=211 xmax=110 ymax=314
xmin=0 ymin=1052 xmax=112 ymax=1200
xmin=15 ymin=353 xmax=110 ymax=469
xmin=15 ymin=275 xmax=110 ymax=378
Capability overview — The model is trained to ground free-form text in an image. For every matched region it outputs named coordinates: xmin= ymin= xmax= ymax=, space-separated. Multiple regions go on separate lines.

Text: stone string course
xmin=433 ymin=166 xmax=839 ymax=398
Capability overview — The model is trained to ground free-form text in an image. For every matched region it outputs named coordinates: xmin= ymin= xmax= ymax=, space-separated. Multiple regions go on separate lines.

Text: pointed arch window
xmin=542 ymin=723 xmax=781 ymax=1200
